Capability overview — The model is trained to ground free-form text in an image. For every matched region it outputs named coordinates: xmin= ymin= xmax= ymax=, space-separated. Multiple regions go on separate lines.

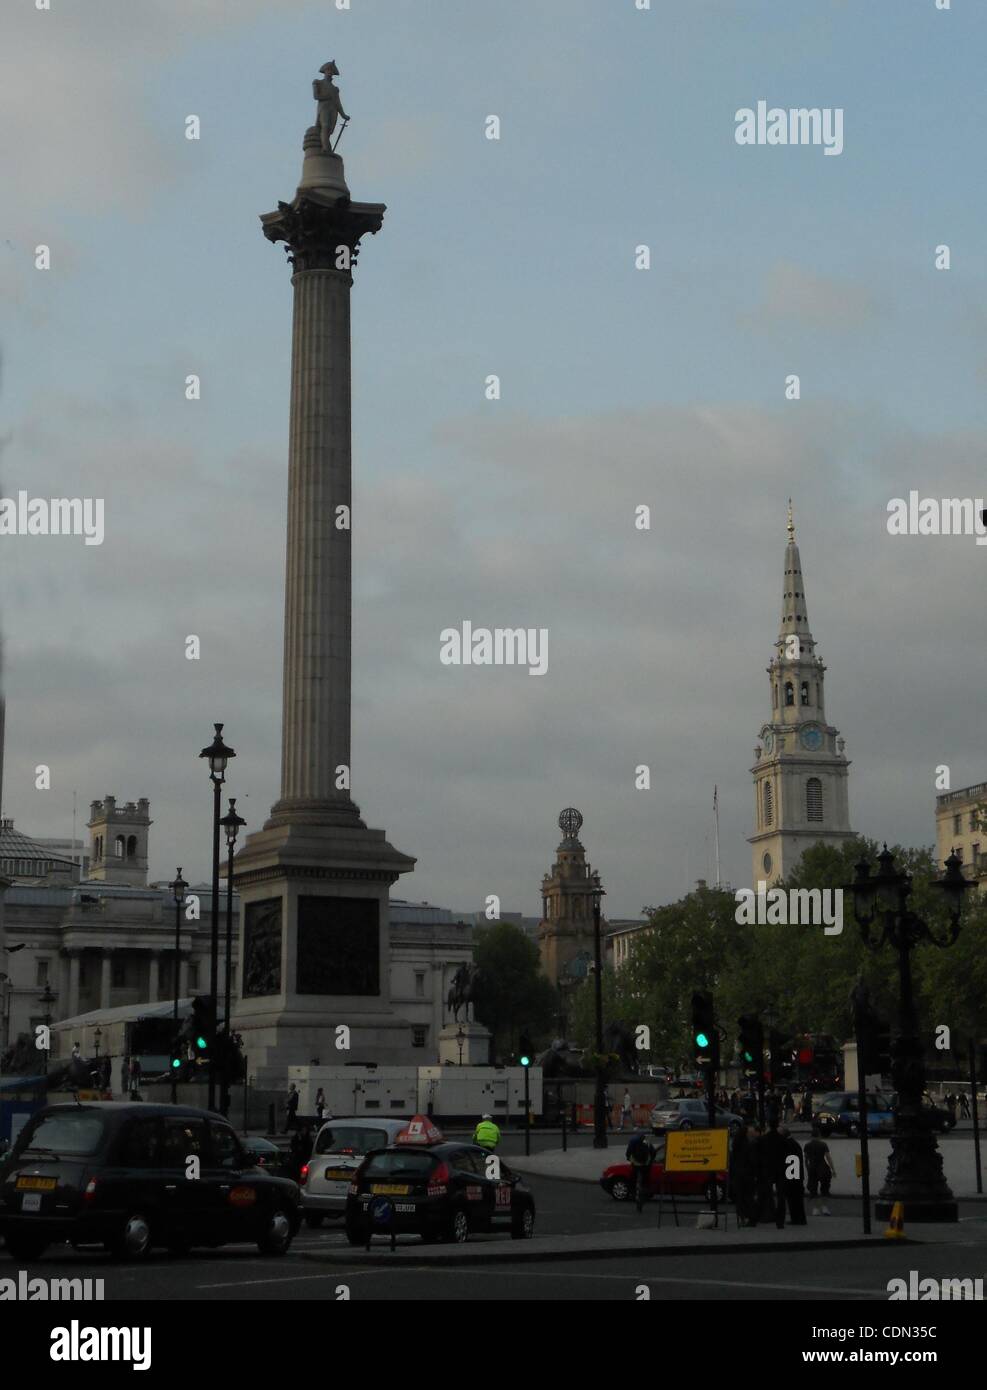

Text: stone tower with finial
xmin=748 ymin=503 xmax=854 ymax=885
xmin=538 ymin=808 xmax=604 ymax=988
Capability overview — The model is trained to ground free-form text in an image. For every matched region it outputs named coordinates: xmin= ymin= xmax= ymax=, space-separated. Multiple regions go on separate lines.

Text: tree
xmin=471 ymin=922 xmax=557 ymax=1061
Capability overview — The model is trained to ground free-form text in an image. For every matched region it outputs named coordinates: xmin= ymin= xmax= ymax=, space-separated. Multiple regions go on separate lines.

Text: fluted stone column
xmin=232 ymin=108 xmax=415 ymax=1082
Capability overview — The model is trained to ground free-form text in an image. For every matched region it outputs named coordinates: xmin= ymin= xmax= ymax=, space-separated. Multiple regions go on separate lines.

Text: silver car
xmin=301 ymin=1117 xmax=411 ymax=1227
xmin=651 ymin=1098 xmax=742 ymax=1134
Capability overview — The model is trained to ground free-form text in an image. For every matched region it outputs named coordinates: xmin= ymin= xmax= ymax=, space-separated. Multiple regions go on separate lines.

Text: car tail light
xmin=83 ymin=1178 xmax=97 ymax=1204
xmin=299 ymin=1163 xmax=309 ymax=1185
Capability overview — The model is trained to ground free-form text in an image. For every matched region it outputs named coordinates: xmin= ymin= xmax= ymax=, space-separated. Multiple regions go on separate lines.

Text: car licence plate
xmin=394 ymin=1203 xmax=416 ymax=1213
xmin=21 ymin=1193 xmax=42 ymax=1212
xmin=370 ymin=1184 xmax=409 ymax=1195
xmin=16 ymin=1177 xmax=56 ymax=1191
xmin=324 ymin=1168 xmax=351 ymax=1181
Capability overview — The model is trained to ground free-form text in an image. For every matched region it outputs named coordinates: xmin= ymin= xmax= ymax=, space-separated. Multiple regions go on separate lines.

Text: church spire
xmin=778 ymin=498 xmax=814 ymax=656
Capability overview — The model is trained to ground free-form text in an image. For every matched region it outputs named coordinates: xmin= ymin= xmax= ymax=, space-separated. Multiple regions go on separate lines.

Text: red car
xmin=600 ymin=1138 xmax=727 ymax=1205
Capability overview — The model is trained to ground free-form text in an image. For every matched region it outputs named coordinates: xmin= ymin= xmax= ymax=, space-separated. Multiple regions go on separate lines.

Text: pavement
xmin=508 ymin=1134 xmax=987 ymax=1199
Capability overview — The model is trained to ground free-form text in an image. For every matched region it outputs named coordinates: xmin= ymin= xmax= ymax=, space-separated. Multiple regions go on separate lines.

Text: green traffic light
xmin=195 ymin=1036 xmax=208 ymax=1051
xmin=171 ymin=1057 xmax=181 ymax=1069
xmin=695 ymin=1032 xmax=709 ymax=1049
xmin=519 ymin=1055 xmax=530 ymax=1067
xmin=742 ymin=1050 xmax=753 ymax=1063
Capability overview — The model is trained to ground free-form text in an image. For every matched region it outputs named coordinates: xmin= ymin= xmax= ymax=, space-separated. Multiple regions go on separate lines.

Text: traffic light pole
xmin=970 ymin=1039 xmax=983 ymax=1196
xmin=852 ymin=987 xmax=872 ymax=1235
xmin=208 ymin=775 xmax=221 ymax=1113
xmin=705 ymin=1050 xmax=720 ymax=1228
xmin=524 ymin=1063 xmax=531 ymax=1157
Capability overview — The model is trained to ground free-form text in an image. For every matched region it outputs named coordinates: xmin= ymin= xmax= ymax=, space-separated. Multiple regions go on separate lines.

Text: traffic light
xmin=737 ymin=1014 xmax=763 ymax=1078
xmin=767 ymin=1028 xmax=794 ymax=1084
xmin=518 ymin=1032 xmax=533 ymax=1067
xmin=857 ymin=1009 xmax=892 ymax=1078
xmin=181 ymin=996 xmax=215 ymax=1069
xmin=691 ymin=991 xmax=718 ymax=1068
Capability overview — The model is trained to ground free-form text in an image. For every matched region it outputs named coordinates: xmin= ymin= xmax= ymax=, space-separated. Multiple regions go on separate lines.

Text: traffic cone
xmin=883 ymin=1202 xmax=905 ymax=1239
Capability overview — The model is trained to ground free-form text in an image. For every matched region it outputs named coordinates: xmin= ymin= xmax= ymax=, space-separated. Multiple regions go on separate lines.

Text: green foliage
xmin=566 ymin=838 xmax=982 ymax=1063
xmin=471 ymin=921 xmax=557 ymax=1060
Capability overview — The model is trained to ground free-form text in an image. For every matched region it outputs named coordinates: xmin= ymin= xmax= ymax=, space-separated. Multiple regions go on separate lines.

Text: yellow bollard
xmin=883 ymin=1201 xmax=905 ymax=1239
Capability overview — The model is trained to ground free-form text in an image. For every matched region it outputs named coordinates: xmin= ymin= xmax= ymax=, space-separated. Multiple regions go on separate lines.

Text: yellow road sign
xmin=664 ymin=1128 xmax=729 ymax=1172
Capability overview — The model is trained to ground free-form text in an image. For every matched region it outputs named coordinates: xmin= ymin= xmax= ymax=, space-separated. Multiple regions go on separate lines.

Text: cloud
xmin=743 ymin=260 xmax=881 ymax=333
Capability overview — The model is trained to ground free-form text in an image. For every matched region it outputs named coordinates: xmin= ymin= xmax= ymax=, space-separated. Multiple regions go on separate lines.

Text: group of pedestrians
xmin=729 ymin=1122 xmax=835 ymax=1226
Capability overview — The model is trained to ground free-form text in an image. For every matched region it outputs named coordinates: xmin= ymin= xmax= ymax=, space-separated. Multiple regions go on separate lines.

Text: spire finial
xmin=787 ymin=498 xmax=795 ymax=542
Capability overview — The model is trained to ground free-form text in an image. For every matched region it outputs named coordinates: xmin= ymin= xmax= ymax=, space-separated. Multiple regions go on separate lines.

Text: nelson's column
xmin=233 ymin=64 xmax=416 ymax=1078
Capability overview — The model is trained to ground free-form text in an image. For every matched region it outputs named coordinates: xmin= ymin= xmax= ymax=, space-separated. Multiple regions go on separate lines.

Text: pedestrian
xmin=71 ymin=1042 xmax=81 ymax=1061
xmin=946 ymin=1092 xmax=957 ymax=1125
xmin=283 ymin=1082 xmax=299 ymax=1134
xmin=804 ymin=1125 xmax=835 ymax=1215
xmin=729 ymin=1123 xmax=759 ymax=1226
xmin=603 ymin=1086 xmax=613 ymax=1130
xmin=960 ymin=1091 xmax=971 ymax=1119
xmin=130 ymin=1057 xmax=142 ymax=1098
xmin=289 ymin=1123 xmax=314 ymax=1183
xmin=756 ymin=1124 xmax=788 ymax=1228
xmin=780 ymin=1125 xmax=807 ymax=1225
xmin=620 ymin=1089 xmax=632 ymax=1131
xmin=473 ymin=1112 xmax=501 ymax=1151
xmin=315 ymin=1087 xmax=327 ymax=1122
xmin=802 ymin=1088 xmax=813 ymax=1125
xmin=626 ymin=1130 xmax=655 ymax=1212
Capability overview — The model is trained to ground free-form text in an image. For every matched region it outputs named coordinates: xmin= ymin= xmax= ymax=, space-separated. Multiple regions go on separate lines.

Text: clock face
xmin=800 ymin=727 xmax=823 ymax=751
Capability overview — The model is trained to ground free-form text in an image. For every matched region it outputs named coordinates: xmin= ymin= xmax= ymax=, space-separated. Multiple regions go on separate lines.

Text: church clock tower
xmin=749 ymin=504 xmax=854 ymax=885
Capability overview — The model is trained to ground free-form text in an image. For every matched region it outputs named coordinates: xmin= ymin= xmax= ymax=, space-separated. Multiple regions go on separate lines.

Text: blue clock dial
xmin=800 ymin=727 xmax=823 ymax=751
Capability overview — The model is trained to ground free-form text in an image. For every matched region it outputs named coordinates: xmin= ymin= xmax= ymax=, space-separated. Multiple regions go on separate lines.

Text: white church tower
xmin=749 ymin=504 xmax=854 ymax=885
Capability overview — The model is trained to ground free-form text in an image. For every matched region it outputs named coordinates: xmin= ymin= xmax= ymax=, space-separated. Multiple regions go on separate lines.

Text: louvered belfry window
xmin=806 ymin=777 xmax=823 ymax=822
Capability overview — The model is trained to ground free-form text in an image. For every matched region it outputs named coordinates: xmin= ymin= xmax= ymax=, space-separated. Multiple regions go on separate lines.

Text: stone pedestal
xmin=438 ymin=1021 xmax=492 ymax=1067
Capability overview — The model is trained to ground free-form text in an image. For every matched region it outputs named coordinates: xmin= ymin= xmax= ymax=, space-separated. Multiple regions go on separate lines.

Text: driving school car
xmin=346 ymin=1139 xmax=535 ymax=1245
xmin=300 ymin=1117 xmax=412 ymax=1226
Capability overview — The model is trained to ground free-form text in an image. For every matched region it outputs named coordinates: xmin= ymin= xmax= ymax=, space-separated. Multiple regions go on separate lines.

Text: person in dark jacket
xmin=780 ymin=1125 xmax=807 ymax=1225
xmin=729 ymin=1123 xmax=759 ymax=1226
xmin=626 ymin=1131 xmax=655 ymax=1212
xmin=756 ymin=1124 xmax=788 ymax=1228
xmin=289 ymin=1122 xmax=314 ymax=1182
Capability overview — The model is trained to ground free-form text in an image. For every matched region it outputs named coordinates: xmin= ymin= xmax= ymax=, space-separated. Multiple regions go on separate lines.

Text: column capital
xmin=260 ymin=194 xmax=385 ymax=274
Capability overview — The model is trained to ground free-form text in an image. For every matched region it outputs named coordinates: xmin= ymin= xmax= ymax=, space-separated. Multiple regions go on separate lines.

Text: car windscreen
xmin=315 ymin=1126 xmax=389 ymax=1156
xmin=362 ymin=1151 xmax=437 ymax=1178
xmin=19 ymin=1111 xmax=107 ymax=1157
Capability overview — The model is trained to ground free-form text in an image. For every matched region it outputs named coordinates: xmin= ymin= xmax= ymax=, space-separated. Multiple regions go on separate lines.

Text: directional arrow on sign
xmin=678 ymin=1157 xmax=711 ymax=1165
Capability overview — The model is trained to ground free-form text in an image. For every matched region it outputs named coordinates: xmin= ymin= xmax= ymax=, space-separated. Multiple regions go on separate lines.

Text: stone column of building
xmin=67 ymin=950 xmax=81 ymax=1017
xmin=100 ymin=949 xmax=113 ymax=1011
xmin=233 ymin=69 xmax=415 ymax=1079
xmin=148 ymin=953 xmax=159 ymax=1004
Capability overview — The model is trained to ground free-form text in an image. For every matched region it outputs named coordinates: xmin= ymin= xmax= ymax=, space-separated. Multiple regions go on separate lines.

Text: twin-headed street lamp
xmin=847 ymin=844 xmax=971 ymax=1222
xmin=199 ymin=723 xmax=236 ymax=1112
xmin=219 ymin=798 xmax=246 ymax=1115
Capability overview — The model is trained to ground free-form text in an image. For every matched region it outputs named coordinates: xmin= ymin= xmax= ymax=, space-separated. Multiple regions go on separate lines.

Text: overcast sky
xmin=2 ymin=1 xmax=985 ymax=919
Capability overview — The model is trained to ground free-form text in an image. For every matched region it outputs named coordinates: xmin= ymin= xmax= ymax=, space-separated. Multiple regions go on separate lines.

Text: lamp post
xmin=591 ymin=870 xmax=608 ymax=1150
xmin=39 ymin=982 xmax=56 ymax=1075
xmin=846 ymin=845 xmax=972 ymax=1222
xmin=93 ymin=1026 xmax=102 ymax=1059
xmin=456 ymin=1026 xmax=465 ymax=1066
xmin=170 ymin=868 xmax=188 ymax=1104
xmin=199 ymin=722 xmax=235 ymax=1112
xmin=219 ymin=799 xmax=246 ymax=1116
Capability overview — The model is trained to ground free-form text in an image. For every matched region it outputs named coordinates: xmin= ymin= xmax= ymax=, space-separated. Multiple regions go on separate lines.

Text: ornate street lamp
xmin=590 ymin=868 xmax=608 ymax=1150
xmin=39 ymin=982 xmax=56 ymax=1075
xmin=846 ymin=845 xmax=972 ymax=1221
xmin=199 ymin=723 xmax=235 ymax=1111
xmin=170 ymin=867 xmax=188 ymax=1104
xmin=218 ymin=799 xmax=246 ymax=1115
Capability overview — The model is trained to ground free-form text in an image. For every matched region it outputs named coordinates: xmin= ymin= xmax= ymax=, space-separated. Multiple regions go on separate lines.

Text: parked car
xmin=600 ymin=1136 xmax=727 ymax=1205
xmin=650 ymin=1098 xmax=742 ymax=1135
xmin=813 ymin=1092 xmax=894 ymax=1137
xmin=301 ymin=1117 xmax=411 ymax=1227
xmin=0 ymin=1102 xmax=301 ymax=1262
xmin=889 ymin=1093 xmax=955 ymax=1134
xmin=345 ymin=1142 xmax=535 ymax=1245
xmin=240 ymin=1135 xmax=290 ymax=1176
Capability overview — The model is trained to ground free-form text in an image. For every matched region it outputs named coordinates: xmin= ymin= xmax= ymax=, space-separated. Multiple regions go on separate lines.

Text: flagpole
xmin=714 ymin=786 xmax=721 ymax=889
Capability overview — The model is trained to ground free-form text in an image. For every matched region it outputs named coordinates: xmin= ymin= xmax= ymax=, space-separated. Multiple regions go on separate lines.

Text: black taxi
xmin=345 ymin=1140 xmax=536 ymax=1245
xmin=0 ymin=1102 xmax=301 ymax=1262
